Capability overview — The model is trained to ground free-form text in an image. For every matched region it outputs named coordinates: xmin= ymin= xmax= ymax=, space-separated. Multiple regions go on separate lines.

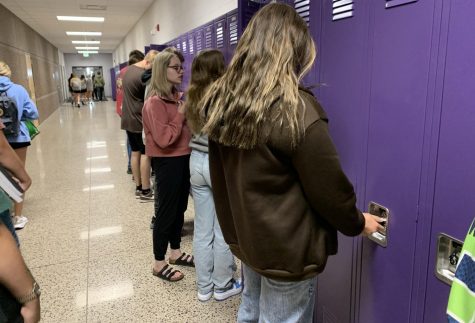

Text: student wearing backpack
xmin=0 ymin=61 xmax=39 ymax=230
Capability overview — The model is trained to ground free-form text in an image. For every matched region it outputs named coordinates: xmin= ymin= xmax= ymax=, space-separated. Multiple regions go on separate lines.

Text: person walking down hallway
xmin=142 ymin=50 xmax=193 ymax=282
xmin=199 ymin=4 xmax=383 ymax=322
xmin=94 ymin=72 xmax=106 ymax=101
xmin=0 ymin=61 xmax=39 ymax=230
xmin=185 ymin=50 xmax=241 ymax=301
xmin=120 ymin=50 xmax=158 ymax=200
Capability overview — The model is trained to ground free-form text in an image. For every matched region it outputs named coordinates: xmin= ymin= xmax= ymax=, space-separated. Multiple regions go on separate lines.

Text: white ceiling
xmin=1 ymin=0 xmax=156 ymax=53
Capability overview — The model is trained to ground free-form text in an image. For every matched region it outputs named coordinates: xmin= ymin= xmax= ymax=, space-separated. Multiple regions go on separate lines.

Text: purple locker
xmin=150 ymin=44 xmax=167 ymax=51
xmin=423 ymin=1 xmax=475 ymax=321
xmin=358 ymin=0 xmax=439 ymax=322
xmin=179 ymin=35 xmax=189 ymax=92
xmin=203 ymin=24 xmax=215 ymax=49
xmin=194 ymin=28 xmax=204 ymax=53
xmin=110 ymin=67 xmax=117 ymax=101
xmin=214 ymin=15 xmax=226 ymax=58
xmin=144 ymin=45 xmax=150 ymax=55
xmin=226 ymin=10 xmax=238 ymax=64
xmin=314 ymin=1 xmax=372 ymax=322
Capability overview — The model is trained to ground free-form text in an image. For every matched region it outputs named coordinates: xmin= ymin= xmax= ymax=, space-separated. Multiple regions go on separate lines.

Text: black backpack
xmin=0 ymin=91 xmax=19 ymax=136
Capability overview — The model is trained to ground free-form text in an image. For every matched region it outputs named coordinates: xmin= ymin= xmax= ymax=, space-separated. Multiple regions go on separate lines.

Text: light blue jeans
xmin=190 ymin=150 xmax=236 ymax=294
xmin=238 ymin=264 xmax=316 ymax=323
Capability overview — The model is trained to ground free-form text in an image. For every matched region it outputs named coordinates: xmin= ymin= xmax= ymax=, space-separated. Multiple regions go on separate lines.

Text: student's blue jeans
xmin=0 ymin=209 xmax=19 ymax=246
xmin=190 ymin=150 xmax=236 ymax=294
xmin=238 ymin=264 xmax=316 ymax=323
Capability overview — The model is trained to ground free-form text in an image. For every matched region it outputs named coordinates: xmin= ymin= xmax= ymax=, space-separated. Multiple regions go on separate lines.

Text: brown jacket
xmin=208 ymin=89 xmax=365 ymax=281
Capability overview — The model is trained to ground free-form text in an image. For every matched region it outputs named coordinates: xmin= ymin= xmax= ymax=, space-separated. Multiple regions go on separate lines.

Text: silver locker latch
xmin=367 ymin=202 xmax=390 ymax=247
xmin=435 ymin=233 xmax=463 ymax=285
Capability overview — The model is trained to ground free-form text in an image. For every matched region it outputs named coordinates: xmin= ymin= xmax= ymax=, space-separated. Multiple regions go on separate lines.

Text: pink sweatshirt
xmin=142 ymin=95 xmax=191 ymax=157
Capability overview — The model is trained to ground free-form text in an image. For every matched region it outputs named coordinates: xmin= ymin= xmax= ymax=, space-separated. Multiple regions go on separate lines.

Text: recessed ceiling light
xmin=75 ymin=47 xmax=99 ymax=50
xmin=67 ymin=31 xmax=102 ymax=36
xmin=72 ymin=41 xmax=101 ymax=44
xmin=78 ymin=50 xmax=98 ymax=54
xmin=57 ymin=16 xmax=104 ymax=22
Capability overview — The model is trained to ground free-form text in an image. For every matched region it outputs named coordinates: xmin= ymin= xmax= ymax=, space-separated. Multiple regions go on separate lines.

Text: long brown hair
xmin=186 ymin=50 xmax=225 ymax=134
xmin=200 ymin=3 xmax=316 ymax=149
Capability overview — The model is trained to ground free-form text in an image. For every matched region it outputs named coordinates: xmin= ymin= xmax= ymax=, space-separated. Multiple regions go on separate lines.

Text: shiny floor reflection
xmin=18 ymin=101 xmax=240 ymax=323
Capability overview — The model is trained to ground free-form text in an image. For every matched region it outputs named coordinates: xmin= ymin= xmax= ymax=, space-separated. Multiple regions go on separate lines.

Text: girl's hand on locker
xmin=361 ymin=213 xmax=385 ymax=236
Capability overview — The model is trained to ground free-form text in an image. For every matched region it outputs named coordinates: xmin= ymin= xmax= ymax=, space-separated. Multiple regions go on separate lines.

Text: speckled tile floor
xmin=17 ymin=101 xmax=241 ymax=323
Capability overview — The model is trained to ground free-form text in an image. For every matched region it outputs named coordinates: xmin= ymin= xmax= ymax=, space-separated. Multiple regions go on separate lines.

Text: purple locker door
xmin=314 ymin=1 xmax=371 ymax=322
xmin=294 ymin=0 xmax=320 ymax=92
xmin=359 ymin=1 xmax=439 ymax=322
xmin=194 ymin=28 xmax=204 ymax=54
xmin=423 ymin=1 xmax=475 ymax=321
xmin=184 ymin=32 xmax=195 ymax=91
xmin=110 ymin=67 xmax=117 ymax=101
xmin=204 ymin=24 xmax=214 ymax=49
xmin=226 ymin=10 xmax=238 ymax=64
xmin=179 ymin=35 xmax=189 ymax=93
xmin=237 ymin=0 xmax=266 ymax=37
xmin=214 ymin=16 xmax=226 ymax=58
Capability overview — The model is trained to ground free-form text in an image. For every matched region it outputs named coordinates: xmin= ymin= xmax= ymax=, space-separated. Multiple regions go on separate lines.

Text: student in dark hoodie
xmin=199 ymin=4 xmax=383 ymax=322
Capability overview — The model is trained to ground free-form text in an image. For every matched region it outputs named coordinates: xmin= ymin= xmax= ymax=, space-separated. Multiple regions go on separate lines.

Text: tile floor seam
xmin=86 ymin=118 xmax=92 ymax=323
xmin=29 ymin=257 xmax=88 ymax=270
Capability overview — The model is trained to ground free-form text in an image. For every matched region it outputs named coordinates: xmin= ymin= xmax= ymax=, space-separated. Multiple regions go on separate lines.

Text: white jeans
xmin=190 ymin=150 xmax=236 ymax=294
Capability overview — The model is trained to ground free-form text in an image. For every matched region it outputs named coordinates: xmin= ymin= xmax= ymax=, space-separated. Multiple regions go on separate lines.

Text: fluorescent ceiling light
xmin=66 ymin=31 xmax=102 ymax=36
xmin=75 ymin=47 xmax=99 ymax=50
xmin=57 ymin=16 xmax=104 ymax=22
xmin=72 ymin=40 xmax=100 ymax=44
xmin=78 ymin=50 xmax=98 ymax=54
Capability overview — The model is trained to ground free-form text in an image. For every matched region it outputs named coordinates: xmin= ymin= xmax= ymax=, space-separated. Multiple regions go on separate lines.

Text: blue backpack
xmin=0 ymin=91 xmax=19 ymax=136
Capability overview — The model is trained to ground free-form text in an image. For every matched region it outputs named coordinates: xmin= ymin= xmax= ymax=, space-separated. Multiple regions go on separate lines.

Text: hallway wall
xmin=0 ymin=4 xmax=62 ymax=122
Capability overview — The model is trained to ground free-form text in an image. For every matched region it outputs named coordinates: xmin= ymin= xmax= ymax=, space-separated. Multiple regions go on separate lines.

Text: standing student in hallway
xmin=186 ymin=50 xmax=241 ymax=301
xmin=121 ymin=50 xmax=158 ymax=199
xmin=116 ymin=50 xmax=145 ymax=174
xmin=94 ymin=72 xmax=105 ymax=101
xmin=200 ymin=4 xmax=383 ymax=322
xmin=142 ymin=50 xmax=193 ymax=282
xmin=0 ymin=61 xmax=39 ymax=230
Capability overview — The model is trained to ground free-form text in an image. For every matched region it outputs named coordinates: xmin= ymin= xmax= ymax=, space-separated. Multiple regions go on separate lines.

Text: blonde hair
xmin=144 ymin=49 xmax=159 ymax=64
xmin=186 ymin=50 xmax=225 ymax=134
xmin=200 ymin=3 xmax=316 ymax=149
xmin=147 ymin=51 xmax=177 ymax=99
xmin=0 ymin=61 xmax=12 ymax=78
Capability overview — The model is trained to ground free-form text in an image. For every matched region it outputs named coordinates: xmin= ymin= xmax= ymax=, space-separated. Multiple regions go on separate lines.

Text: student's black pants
xmin=152 ymin=155 xmax=190 ymax=261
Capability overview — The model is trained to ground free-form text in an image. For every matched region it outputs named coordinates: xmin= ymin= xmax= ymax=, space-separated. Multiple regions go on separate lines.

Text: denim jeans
xmin=190 ymin=150 xmax=236 ymax=294
xmin=238 ymin=264 xmax=316 ymax=323
xmin=0 ymin=209 xmax=19 ymax=246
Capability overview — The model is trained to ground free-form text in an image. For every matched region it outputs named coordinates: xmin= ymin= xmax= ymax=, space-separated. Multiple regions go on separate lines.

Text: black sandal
xmin=169 ymin=252 xmax=195 ymax=267
xmin=152 ymin=264 xmax=184 ymax=282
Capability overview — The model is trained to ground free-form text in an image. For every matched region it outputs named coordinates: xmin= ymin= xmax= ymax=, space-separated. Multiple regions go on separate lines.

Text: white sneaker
xmin=213 ymin=279 xmax=243 ymax=301
xmin=14 ymin=215 xmax=28 ymax=230
xmin=197 ymin=290 xmax=213 ymax=302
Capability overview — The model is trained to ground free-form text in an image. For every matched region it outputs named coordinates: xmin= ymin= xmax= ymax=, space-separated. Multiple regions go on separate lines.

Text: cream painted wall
xmin=113 ymin=0 xmax=237 ymax=65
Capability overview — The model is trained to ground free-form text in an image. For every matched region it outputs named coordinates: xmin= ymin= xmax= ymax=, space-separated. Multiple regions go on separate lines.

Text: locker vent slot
xmin=385 ymin=0 xmax=418 ymax=9
xmin=175 ymin=42 xmax=181 ymax=51
xmin=332 ymin=0 xmax=354 ymax=21
xmin=229 ymin=17 xmax=238 ymax=45
xmin=182 ymin=40 xmax=187 ymax=54
xmin=189 ymin=37 xmax=194 ymax=54
xmin=294 ymin=0 xmax=310 ymax=26
xmin=205 ymin=27 xmax=213 ymax=49
xmin=216 ymin=25 xmax=224 ymax=49
xmin=196 ymin=32 xmax=203 ymax=52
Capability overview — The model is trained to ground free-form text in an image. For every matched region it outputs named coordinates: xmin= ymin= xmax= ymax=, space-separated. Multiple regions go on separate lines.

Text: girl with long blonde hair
xmin=142 ymin=50 xmax=193 ymax=282
xmin=199 ymin=3 xmax=382 ymax=321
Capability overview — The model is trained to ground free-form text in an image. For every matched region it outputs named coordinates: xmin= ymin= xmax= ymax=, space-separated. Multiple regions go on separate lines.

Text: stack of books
xmin=0 ymin=165 xmax=24 ymax=202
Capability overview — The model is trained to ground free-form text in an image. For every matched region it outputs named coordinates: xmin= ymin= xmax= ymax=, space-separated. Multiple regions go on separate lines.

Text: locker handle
xmin=367 ymin=202 xmax=390 ymax=248
xmin=435 ymin=233 xmax=463 ymax=285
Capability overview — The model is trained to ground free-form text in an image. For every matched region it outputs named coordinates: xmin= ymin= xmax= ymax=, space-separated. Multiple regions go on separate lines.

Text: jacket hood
xmin=0 ymin=76 xmax=13 ymax=92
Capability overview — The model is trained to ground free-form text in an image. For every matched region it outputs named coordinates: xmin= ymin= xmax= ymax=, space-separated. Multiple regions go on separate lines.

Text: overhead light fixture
xmin=72 ymin=40 xmax=100 ymax=44
xmin=57 ymin=16 xmax=104 ymax=22
xmin=78 ymin=50 xmax=98 ymax=54
xmin=75 ymin=46 xmax=99 ymax=50
xmin=67 ymin=31 xmax=102 ymax=36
